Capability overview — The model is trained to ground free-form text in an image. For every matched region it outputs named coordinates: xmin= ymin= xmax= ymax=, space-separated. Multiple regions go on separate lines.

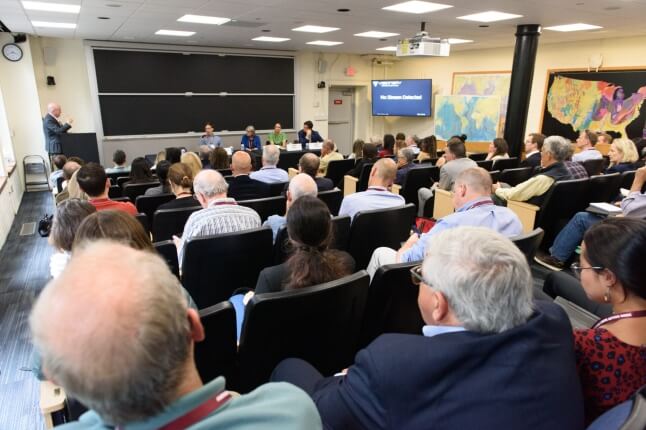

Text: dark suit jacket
xmin=228 ymin=175 xmax=270 ymax=201
xmin=520 ymin=152 xmax=541 ymax=169
xmin=347 ymin=158 xmax=377 ymax=179
xmin=43 ymin=114 xmax=71 ymax=154
xmin=308 ymin=301 xmax=584 ymax=430
xmin=315 ymin=177 xmax=334 ymax=192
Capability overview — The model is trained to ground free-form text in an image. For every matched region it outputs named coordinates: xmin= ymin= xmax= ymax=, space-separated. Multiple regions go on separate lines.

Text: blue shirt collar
xmin=456 ymin=196 xmax=494 ymax=213
xmin=422 ymin=325 xmax=466 ymax=337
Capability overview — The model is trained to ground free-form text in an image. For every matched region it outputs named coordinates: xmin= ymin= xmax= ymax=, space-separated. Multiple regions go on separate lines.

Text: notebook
xmin=586 ymin=202 xmax=622 ymax=216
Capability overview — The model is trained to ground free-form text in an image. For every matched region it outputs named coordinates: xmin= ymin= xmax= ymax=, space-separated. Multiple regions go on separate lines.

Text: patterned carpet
xmin=0 ymin=191 xmax=53 ymax=430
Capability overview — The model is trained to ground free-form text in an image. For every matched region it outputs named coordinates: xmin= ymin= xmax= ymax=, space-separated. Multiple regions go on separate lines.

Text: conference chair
xmin=181 ymin=227 xmax=273 ymax=308
xmin=238 ymin=195 xmax=286 ymax=223
xmin=135 ymin=213 xmax=149 ymax=234
xmin=106 ymin=172 xmax=124 ymax=184
xmin=489 ymin=170 xmax=501 ymax=184
xmin=237 ymin=271 xmax=370 ymax=392
xmin=194 ymin=302 xmax=238 ymax=386
xmin=510 ymin=228 xmax=544 ymax=263
xmin=152 ymin=206 xmax=200 ymax=242
xmin=153 ymin=240 xmax=180 ymax=278
xmin=317 ymin=188 xmax=343 ymax=216
xmin=586 ymin=384 xmax=646 ymax=430
xmin=359 ymin=261 xmax=425 ymax=349
xmin=277 ymin=150 xmax=305 ymax=171
xmin=348 ymin=204 xmax=416 ymax=270
xmin=325 ymin=158 xmax=355 ymax=187
xmin=475 ymin=159 xmax=493 ymax=171
xmin=55 ymin=176 xmax=64 ymax=193
xmin=135 ymin=193 xmax=175 ymax=220
xmin=498 ymin=166 xmax=535 ymax=187
xmin=492 ymin=157 xmax=519 ymax=171
xmin=268 ymin=181 xmax=289 ymax=197
xmin=588 ymin=173 xmax=622 ymax=203
xmin=621 ymin=170 xmax=636 ymax=190
xmin=391 ymin=166 xmax=436 ymax=207
xmin=468 ymin=152 xmax=488 ymax=161
xmin=343 ymin=163 xmax=373 ymax=196
xmin=122 ymin=181 xmax=159 ymax=202
xmin=144 ymin=154 xmax=157 ymax=167
xmin=582 ymin=158 xmax=605 ymax=177
xmin=216 ymin=168 xmax=232 ymax=177
xmin=116 ymin=176 xmax=130 ymax=188
xmin=108 ymin=185 xmax=121 ymax=198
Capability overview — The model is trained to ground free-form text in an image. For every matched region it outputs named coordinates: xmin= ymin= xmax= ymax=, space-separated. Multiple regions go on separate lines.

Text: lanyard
xmin=156 ymin=391 xmax=232 ymax=430
xmin=367 ymin=187 xmax=388 ymax=192
xmin=465 ymin=199 xmax=494 ymax=211
xmin=592 ymin=310 xmax=646 ymax=329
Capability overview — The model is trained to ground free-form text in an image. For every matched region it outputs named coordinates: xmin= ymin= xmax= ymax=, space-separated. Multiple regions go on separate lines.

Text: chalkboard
xmin=541 ymin=69 xmax=646 ymax=140
xmin=93 ymin=49 xmax=295 ymax=136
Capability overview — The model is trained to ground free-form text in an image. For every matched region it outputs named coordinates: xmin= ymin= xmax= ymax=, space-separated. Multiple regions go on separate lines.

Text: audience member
xmin=165 ymin=147 xmax=181 ymax=164
xmin=521 ymin=133 xmax=545 ymax=168
xmin=299 ymin=153 xmax=334 ymax=191
xmin=209 ymin=147 xmax=230 ymax=170
xmin=272 ymin=227 xmax=583 ymax=430
xmin=198 ymin=145 xmax=212 ymax=169
xmin=417 ymin=137 xmax=476 ymax=217
xmin=485 ymin=137 xmax=510 ymax=161
xmin=157 ymin=163 xmax=200 ymax=211
xmin=606 ymin=138 xmax=640 ymax=174
xmin=378 ymin=134 xmax=395 ymax=158
xmin=493 ymin=135 xmax=572 ymax=205
xmin=318 ymin=140 xmax=344 ymax=176
xmin=199 ymin=122 xmax=222 ymax=148
xmin=30 ymin=241 xmax=321 ymax=429
xmin=348 ymin=139 xmax=364 ymax=160
xmin=367 ymin=167 xmax=522 ymax=276
xmin=597 ymin=132 xmax=613 ymax=146
xmin=181 ymin=152 xmax=203 ymax=179
xmin=572 ymin=130 xmax=603 ymax=163
xmin=241 ymin=125 xmax=262 ymax=151
xmin=56 ymin=169 xmax=87 ymax=205
xmin=339 ymin=158 xmax=404 ymax=219
xmin=48 ymin=199 xmax=96 ymax=278
xmin=267 ymin=122 xmax=288 ymax=146
xmin=416 ymin=135 xmax=435 ymax=161
xmin=125 ymin=157 xmax=153 ymax=186
xmin=535 ymin=165 xmax=646 ymax=270
xmin=265 ymin=173 xmax=318 ymax=242
xmin=76 ymin=163 xmax=137 ymax=215
xmin=144 ymin=160 xmax=171 ymax=196
xmin=405 ymin=135 xmax=421 ymax=155
xmin=152 ymin=150 xmax=165 ymax=169
xmin=105 ymin=150 xmax=129 ymax=175
xmin=174 ymin=169 xmax=261 ymax=263
xmin=49 ymin=155 xmax=67 ymax=190
xmin=564 ymin=143 xmax=590 ymax=179
xmin=68 ymin=156 xmax=85 ymax=166
xmin=347 ymin=143 xmax=378 ymax=179
xmin=394 ymin=147 xmax=416 ymax=185
xmin=228 ymin=151 xmax=270 ymax=200
xmin=74 ymin=210 xmax=153 ymax=252
xmin=55 ymin=160 xmax=81 ymax=204
xmin=298 ymin=120 xmax=324 ymax=148
xmin=250 ymin=144 xmax=289 ymax=183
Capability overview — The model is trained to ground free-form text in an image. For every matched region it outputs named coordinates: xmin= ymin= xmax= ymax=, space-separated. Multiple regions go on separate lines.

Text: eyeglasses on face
xmin=570 ymin=262 xmax=604 ymax=279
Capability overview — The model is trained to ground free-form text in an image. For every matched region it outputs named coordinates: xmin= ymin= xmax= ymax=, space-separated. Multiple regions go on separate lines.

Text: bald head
xmin=62 ymin=161 xmax=81 ymax=180
xmin=369 ymin=158 xmax=397 ymax=187
xmin=30 ymin=241 xmax=194 ymax=424
xmin=231 ymin=150 xmax=252 ymax=175
xmin=288 ymin=173 xmax=318 ymax=205
xmin=299 ymin=153 xmax=320 ymax=177
xmin=452 ymin=167 xmax=494 ymax=209
xmin=47 ymin=102 xmax=61 ymax=117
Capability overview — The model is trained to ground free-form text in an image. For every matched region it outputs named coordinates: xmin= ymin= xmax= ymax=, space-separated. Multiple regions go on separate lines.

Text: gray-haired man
xmin=250 ymin=144 xmax=289 ymax=184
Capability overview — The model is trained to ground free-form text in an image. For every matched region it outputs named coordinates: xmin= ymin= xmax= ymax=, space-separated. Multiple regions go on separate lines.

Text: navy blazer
xmin=228 ymin=175 xmax=270 ymax=201
xmin=43 ymin=114 xmax=71 ymax=154
xmin=298 ymin=129 xmax=324 ymax=148
xmin=309 ymin=301 xmax=584 ymax=430
xmin=520 ymin=151 xmax=541 ymax=169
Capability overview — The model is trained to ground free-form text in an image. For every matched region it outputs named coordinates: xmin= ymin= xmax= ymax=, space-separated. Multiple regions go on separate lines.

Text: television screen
xmin=372 ymin=79 xmax=432 ymax=117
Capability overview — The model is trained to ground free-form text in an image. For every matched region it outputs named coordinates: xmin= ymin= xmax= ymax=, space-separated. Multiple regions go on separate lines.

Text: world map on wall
xmin=434 ymin=95 xmax=501 ymax=141
xmin=452 ymin=73 xmax=511 ymax=135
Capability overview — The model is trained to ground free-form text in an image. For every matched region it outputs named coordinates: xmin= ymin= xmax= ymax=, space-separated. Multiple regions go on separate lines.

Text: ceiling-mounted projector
xmin=396 ymin=22 xmax=450 ymax=57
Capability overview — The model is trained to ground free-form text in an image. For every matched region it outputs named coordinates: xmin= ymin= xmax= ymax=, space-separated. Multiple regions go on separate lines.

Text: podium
xmin=60 ymin=133 xmax=100 ymax=163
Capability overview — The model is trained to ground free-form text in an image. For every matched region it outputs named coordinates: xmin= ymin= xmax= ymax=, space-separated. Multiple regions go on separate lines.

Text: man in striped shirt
xmin=173 ymin=169 xmax=261 ymax=263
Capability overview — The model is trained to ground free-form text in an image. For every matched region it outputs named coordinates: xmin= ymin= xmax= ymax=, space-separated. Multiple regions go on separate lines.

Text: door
xmin=328 ymin=88 xmax=354 ymax=155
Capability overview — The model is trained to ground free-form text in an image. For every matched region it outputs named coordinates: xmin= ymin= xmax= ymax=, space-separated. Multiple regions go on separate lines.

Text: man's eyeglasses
xmin=570 ymin=262 xmax=604 ymax=279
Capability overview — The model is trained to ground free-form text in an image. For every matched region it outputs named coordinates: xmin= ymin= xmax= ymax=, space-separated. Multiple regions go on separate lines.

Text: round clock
xmin=2 ymin=43 xmax=23 ymax=62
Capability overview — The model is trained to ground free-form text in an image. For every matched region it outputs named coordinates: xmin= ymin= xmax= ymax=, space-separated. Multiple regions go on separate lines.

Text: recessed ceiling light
xmin=306 ymin=40 xmax=343 ymax=46
xmin=261 ymin=29 xmax=271 ymax=32
xmin=252 ymin=36 xmax=290 ymax=42
xmin=337 ymin=8 xmax=351 ymax=12
xmin=383 ymin=1 xmax=453 ymax=14
xmin=448 ymin=38 xmax=473 ymax=44
xmin=457 ymin=11 xmax=523 ymax=23
xmin=97 ymin=16 xmax=110 ymax=20
xmin=354 ymin=31 xmax=400 ymax=38
xmin=155 ymin=29 xmax=196 ymax=37
xmin=544 ymin=23 xmax=602 ymax=32
xmin=23 ymin=1 xmax=80 ymax=13
xmin=32 ymin=21 xmax=76 ymax=28
xmin=177 ymin=14 xmax=230 ymax=25
xmin=376 ymin=46 xmax=398 ymax=51
xmin=293 ymin=25 xmax=340 ymax=33
xmin=105 ymin=3 xmax=121 ymax=7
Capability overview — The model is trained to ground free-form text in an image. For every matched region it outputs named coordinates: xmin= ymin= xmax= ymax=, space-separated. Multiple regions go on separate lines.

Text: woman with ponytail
xmin=157 ymin=162 xmax=201 ymax=211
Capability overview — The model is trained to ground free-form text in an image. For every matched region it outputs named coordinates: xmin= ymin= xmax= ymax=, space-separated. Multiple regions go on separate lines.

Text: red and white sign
xmin=334 ymin=99 xmax=343 ymax=105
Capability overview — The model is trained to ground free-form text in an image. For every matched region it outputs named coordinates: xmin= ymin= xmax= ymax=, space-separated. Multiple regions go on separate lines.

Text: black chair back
xmin=134 ymin=213 xmax=149 ymax=233
xmin=492 ymin=157 xmax=519 ymax=171
xmin=348 ymin=204 xmax=416 ymax=270
xmin=318 ymin=189 xmax=343 ymax=216
xmin=475 ymin=159 xmax=493 ymax=171
xmin=326 ymin=159 xmax=355 ymax=187
xmin=359 ymin=261 xmax=424 ymax=349
xmin=588 ymin=173 xmax=622 ymax=203
xmin=135 ymin=193 xmax=175 ymax=220
xmin=195 ymin=302 xmax=238 ymax=385
xmin=582 ymin=158 xmax=605 ymax=177
xmin=357 ymin=163 xmax=374 ymax=192
xmin=511 ymin=228 xmax=544 ymax=263
xmin=216 ymin=168 xmax=232 ymax=177
xmin=111 ymin=196 xmax=131 ymax=203
xmin=116 ymin=176 xmax=130 ymax=188
xmin=238 ymin=196 xmax=286 ymax=223
xmin=123 ymin=182 xmax=160 ymax=202
xmin=277 ymin=150 xmax=306 ymax=171
xmin=398 ymin=166 xmax=435 ymax=206
xmin=468 ymin=152 xmax=488 ymax=161
xmin=106 ymin=171 xmax=124 ymax=184
xmin=152 ymin=206 xmax=200 ymax=242
xmin=621 ymin=170 xmax=636 ymax=190
xmin=153 ymin=240 xmax=180 ymax=278
xmin=489 ymin=170 xmax=500 ymax=184
xmin=498 ymin=166 xmax=535 ymax=187
xmin=238 ymin=271 xmax=370 ymax=392
xmin=268 ymin=181 xmax=289 ymax=197
xmin=56 ymin=176 xmax=64 ymax=193
xmin=108 ymin=185 xmax=122 ymax=198
xmin=182 ymin=227 xmax=273 ymax=308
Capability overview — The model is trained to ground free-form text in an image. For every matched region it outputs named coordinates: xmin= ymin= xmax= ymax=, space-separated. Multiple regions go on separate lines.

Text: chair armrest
xmin=432 ymin=188 xmax=454 ymax=219
xmin=344 ymin=175 xmax=358 ymax=196
xmin=40 ymin=381 xmax=67 ymax=429
xmin=391 ymin=184 xmax=401 ymax=195
xmin=288 ymin=168 xmax=299 ymax=179
xmin=507 ymin=200 xmax=540 ymax=233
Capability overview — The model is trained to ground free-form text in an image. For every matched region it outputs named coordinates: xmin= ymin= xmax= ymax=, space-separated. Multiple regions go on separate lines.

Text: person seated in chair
xmin=250 ymin=144 xmax=289 ymax=184
xmin=298 ymin=120 xmax=324 ymax=149
xmin=339 ymin=158 xmax=405 ymax=220
xmin=122 ymin=157 xmax=154 ymax=187
xmin=228 ymin=151 xmax=270 ymax=201
xmin=346 ymin=143 xmax=379 ymax=179
xmin=265 ymin=173 xmax=318 ymax=242
xmin=299 ymin=153 xmax=334 ymax=192
xmin=367 ymin=167 xmax=522 ymax=277
xmin=76 ymin=163 xmax=137 ymax=215
xmin=318 ymin=139 xmax=344 ymax=176
xmin=521 ymin=133 xmax=545 ymax=169
xmin=271 ymin=226 xmax=584 ymax=430
xmin=30 ymin=242 xmax=322 ymax=430
xmin=144 ymin=160 xmax=171 ymax=196
xmin=105 ymin=150 xmax=130 ymax=175
xmin=394 ymin=147 xmax=416 ymax=186
xmin=606 ymin=138 xmax=641 ymax=174
xmin=485 ymin=137 xmax=510 ymax=161
xmin=572 ymin=129 xmax=603 ymax=163
xmin=49 ymin=154 xmax=67 ymax=191
xmin=157 ymin=163 xmax=201 ymax=211
xmin=54 ymin=160 xmax=81 ymax=204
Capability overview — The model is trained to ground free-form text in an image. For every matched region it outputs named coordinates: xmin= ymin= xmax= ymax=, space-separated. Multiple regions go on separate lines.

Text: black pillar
xmin=504 ymin=24 xmax=541 ymax=158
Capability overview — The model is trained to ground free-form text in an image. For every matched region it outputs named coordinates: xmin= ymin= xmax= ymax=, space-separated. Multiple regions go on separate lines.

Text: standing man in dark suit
xmin=272 ymin=226 xmax=584 ymax=430
xmin=43 ymin=102 xmax=73 ymax=161
xmin=228 ymin=150 xmax=269 ymax=201
xmin=520 ymin=133 xmax=545 ymax=169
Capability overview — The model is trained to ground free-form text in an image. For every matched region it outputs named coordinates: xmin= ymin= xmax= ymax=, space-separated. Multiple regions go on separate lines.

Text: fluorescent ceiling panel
xmin=252 ymin=36 xmax=290 ymax=42
xmin=376 ymin=46 xmax=398 ymax=51
xmin=292 ymin=25 xmax=339 ymax=33
xmin=32 ymin=21 xmax=76 ymax=28
xmin=544 ymin=23 xmax=602 ymax=32
xmin=155 ymin=29 xmax=196 ymax=36
xmin=382 ymin=1 xmax=453 ymax=14
xmin=22 ymin=1 xmax=80 ymax=13
xmin=177 ymin=14 xmax=231 ymax=25
xmin=355 ymin=31 xmax=400 ymax=38
xmin=306 ymin=40 xmax=343 ymax=46
xmin=457 ymin=11 xmax=523 ymax=23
